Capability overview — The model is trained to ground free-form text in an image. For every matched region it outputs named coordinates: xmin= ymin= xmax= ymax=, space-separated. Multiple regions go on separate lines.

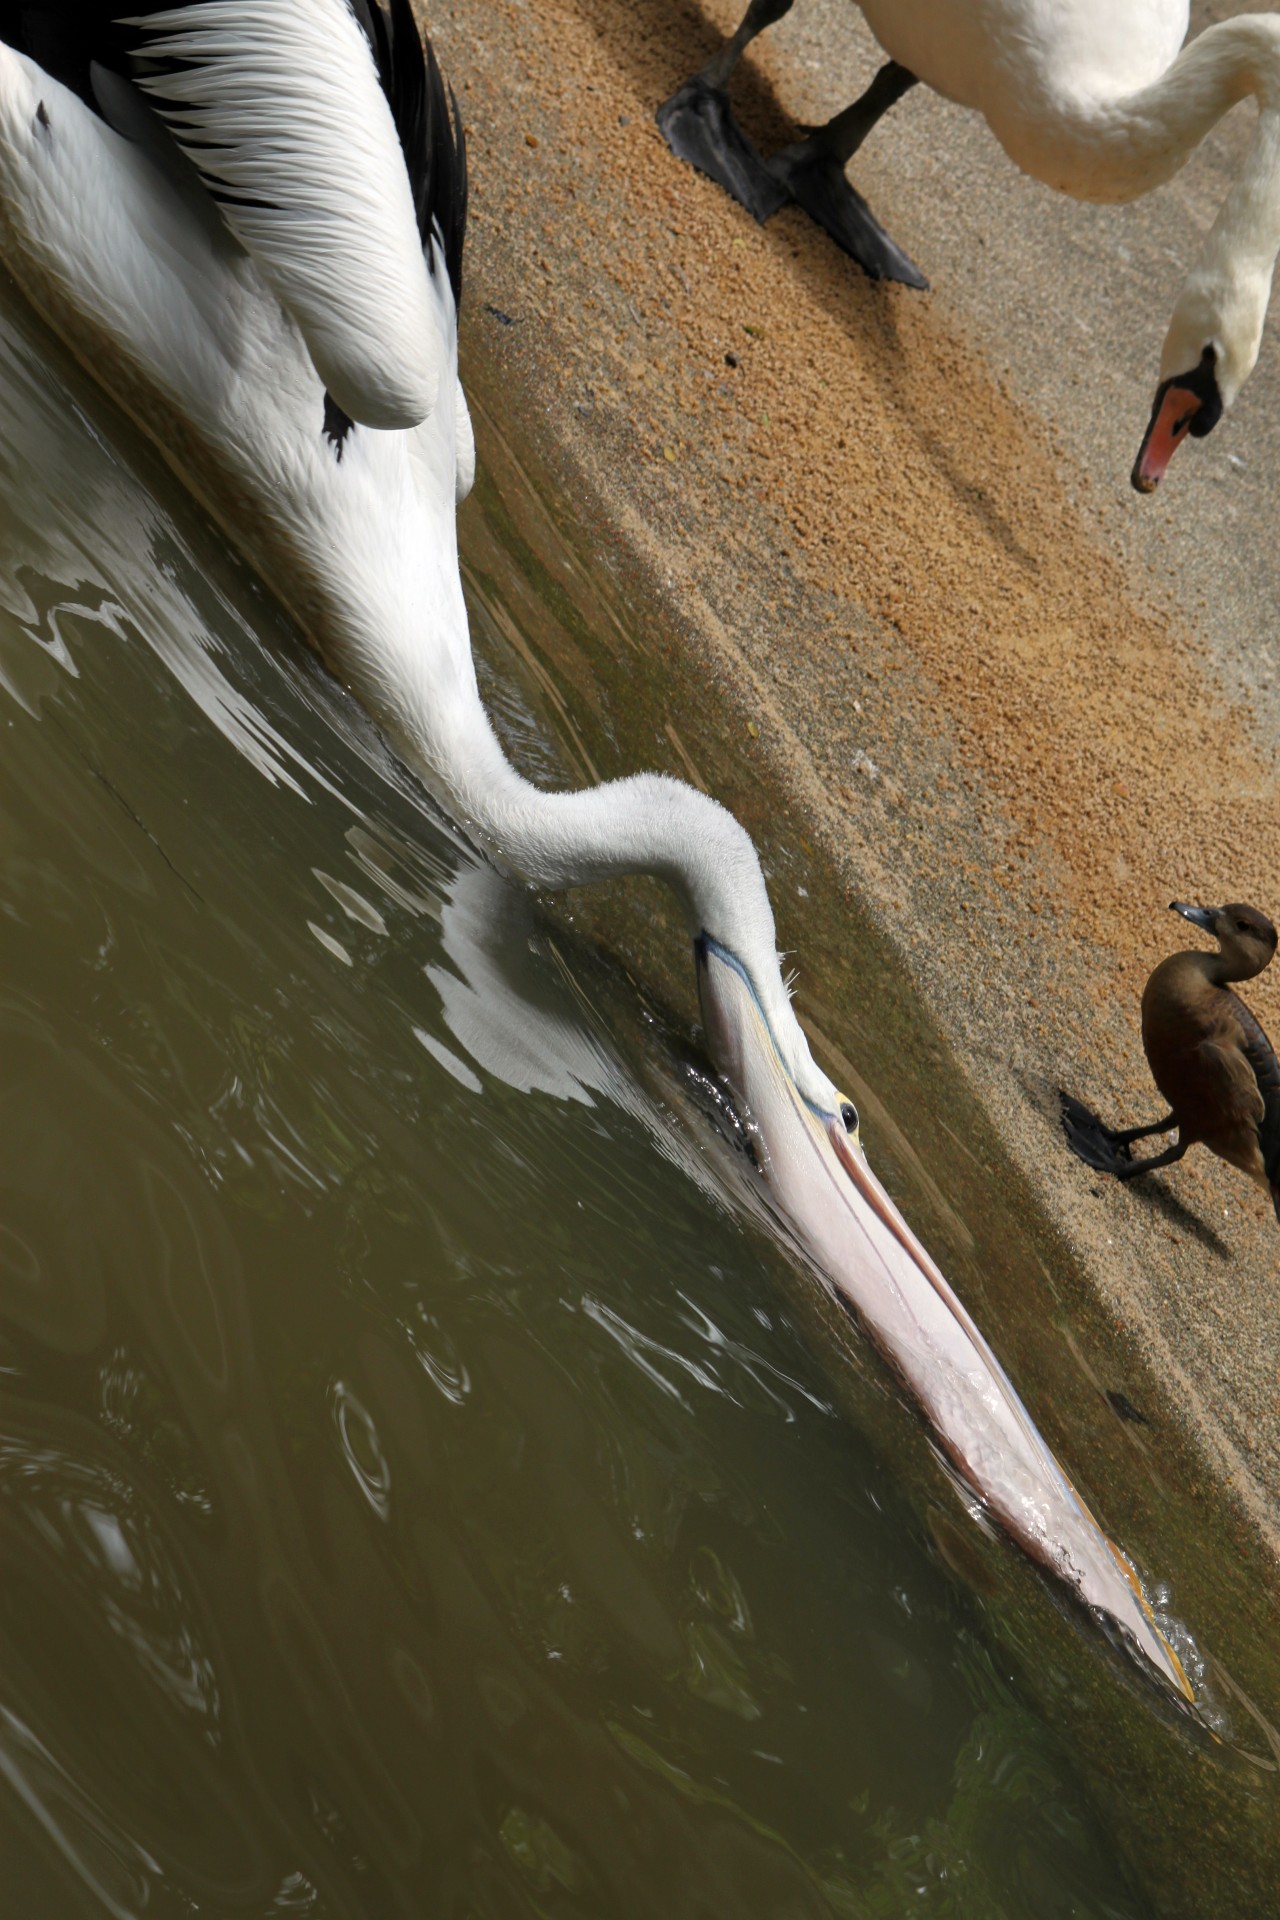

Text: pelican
xmin=0 ymin=2 xmax=1191 ymax=1699
xmin=658 ymin=0 xmax=1280 ymax=490
xmin=1064 ymin=901 xmax=1280 ymax=1213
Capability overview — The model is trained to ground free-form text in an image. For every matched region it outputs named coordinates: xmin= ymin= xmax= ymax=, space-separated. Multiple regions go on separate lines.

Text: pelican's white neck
xmin=372 ymin=572 xmax=836 ymax=1111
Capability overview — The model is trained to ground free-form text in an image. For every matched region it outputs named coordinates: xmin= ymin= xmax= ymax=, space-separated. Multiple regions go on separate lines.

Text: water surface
xmin=0 ymin=284 xmax=1273 ymax=1918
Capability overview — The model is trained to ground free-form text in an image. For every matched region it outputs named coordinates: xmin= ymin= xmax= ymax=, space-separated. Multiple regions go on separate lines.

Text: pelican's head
xmin=695 ymin=933 xmax=867 ymax=1204
xmin=693 ymin=933 xmax=1195 ymax=1705
xmin=694 ymin=936 xmax=981 ymax=1347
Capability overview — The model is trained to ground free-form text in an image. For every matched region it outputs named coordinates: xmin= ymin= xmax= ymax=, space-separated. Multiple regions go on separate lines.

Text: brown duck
xmin=1062 ymin=902 xmax=1280 ymax=1217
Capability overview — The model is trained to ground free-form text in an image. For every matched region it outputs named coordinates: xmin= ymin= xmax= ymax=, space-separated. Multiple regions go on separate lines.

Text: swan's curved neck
xmin=1007 ymin=17 xmax=1280 ymax=204
xmin=1201 ymin=95 xmax=1280 ymax=285
xmin=997 ymin=17 xmax=1280 ymax=399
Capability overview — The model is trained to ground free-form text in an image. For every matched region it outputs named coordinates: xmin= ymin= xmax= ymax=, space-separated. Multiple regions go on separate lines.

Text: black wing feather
xmin=354 ymin=0 xmax=469 ymax=310
xmin=10 ymin=3 xmax=130 ymax=104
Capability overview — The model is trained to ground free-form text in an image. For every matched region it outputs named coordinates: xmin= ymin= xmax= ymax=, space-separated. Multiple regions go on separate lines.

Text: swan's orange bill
xmin=1131 ymin=383 xmax=1203 ymax=492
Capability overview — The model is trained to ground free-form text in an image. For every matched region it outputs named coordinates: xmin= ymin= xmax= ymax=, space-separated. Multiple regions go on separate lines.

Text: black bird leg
xmin=766 ymin=62 xmax=928 ymax=287
xmin=1060 ymin=1092 xmax=1179 ymax=1176
xmin=1109 ymin=1116 xmax=1181 ymax=1148
xmin=656 ymin=0 xmax=795 ymax=224
xmin=1111 ymin=1136 xmax=1189 ymax=1181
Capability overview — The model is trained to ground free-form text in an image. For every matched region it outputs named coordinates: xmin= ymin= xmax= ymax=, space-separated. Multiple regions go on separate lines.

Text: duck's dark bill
xmin=1171 ymin=901 xmax=1218 ymax=931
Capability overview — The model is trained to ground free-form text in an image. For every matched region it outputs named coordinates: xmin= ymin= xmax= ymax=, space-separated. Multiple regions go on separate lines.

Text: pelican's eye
xmin=839 ymin=1099 xmax=859 ymax=1133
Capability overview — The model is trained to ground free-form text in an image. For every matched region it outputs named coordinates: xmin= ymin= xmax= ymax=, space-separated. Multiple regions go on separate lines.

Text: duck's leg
xmin=1110 ymin=1115 xmax=1180 ymax=1148
xmin=1060 ymin=1092 xmax=1178 ymax=1175
xmin=1112 ymin=1137 xmax=1188 ymax=1181
xmin=656 ymin=0 xmax=795 ymax=224
xmin=766 ymin=62 xmax=927 ymax=286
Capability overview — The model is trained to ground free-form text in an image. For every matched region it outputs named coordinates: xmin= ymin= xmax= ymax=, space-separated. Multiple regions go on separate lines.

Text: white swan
xmin=0 ymin=3 xmax=1192 ymax=1698
xmin=658 ymin=0 xmax=1280 ymax=489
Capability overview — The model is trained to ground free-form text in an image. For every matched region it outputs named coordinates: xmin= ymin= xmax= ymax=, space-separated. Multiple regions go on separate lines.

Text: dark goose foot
xmin=656 ymin=78 xmax=788 ymax=225
xmin=1059 ymin=1092 xmax=1135 ymax=1176
xmin=766 ymin=141 xmax=928 ymax=287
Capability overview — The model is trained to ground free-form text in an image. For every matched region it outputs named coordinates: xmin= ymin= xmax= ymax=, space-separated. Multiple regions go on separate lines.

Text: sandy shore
xmin=428 ymin=0 xmax=1280 ymax=1599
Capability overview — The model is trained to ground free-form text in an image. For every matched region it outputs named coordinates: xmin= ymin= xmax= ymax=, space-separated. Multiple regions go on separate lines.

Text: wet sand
xmin=429 ymin=0 xmax=1280 ymax=1569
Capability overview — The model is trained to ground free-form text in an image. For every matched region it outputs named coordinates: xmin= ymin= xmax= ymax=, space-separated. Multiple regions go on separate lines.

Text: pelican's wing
xmin=349 ymin=0 xmax=466 ymax=308
xmin=122 ymin=0 xmax=447 ymax=428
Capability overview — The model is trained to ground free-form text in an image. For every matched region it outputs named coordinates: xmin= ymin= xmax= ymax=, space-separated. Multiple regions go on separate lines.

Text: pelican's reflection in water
xmin=0 ymin=290 xmax=1160 ymax=1918
xmin=428 ymin=860 xmax=634 ymax=1108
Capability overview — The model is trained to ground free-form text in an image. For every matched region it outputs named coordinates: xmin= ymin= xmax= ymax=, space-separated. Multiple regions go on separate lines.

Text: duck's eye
xmin=840 ymin=1100 xmax=859 ymax=1133
xmin=1236 ymin=920 xmax=1253 ymax=933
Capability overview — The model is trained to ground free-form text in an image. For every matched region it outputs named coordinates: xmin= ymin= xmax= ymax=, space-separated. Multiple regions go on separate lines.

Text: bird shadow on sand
xmin=581 ymin=0 xmax=1039 ymax=572
xmin=1019 ymin=1070 xmax=1232 ymax=1259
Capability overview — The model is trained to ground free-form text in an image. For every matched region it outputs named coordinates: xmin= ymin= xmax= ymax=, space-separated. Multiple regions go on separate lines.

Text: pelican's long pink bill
xmin=697 ymin=938 xmax=1192 ymax=1703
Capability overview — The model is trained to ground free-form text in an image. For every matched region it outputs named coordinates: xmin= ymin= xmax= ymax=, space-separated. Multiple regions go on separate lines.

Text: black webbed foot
xmin=1059 ymin=1091 xmax=1135 ymax=1176
xmin=766 ymin=142 xmax=928 ymax=287
xmin=656 ymin=78 xmax=788 ymax=225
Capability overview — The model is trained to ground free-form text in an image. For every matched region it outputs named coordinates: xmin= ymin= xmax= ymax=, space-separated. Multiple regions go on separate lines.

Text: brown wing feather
xmin=1226 ymin=991 xmax=1280 ymax=1214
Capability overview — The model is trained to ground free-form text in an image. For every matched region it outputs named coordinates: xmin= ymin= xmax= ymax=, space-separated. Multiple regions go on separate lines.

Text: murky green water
xmin=0 ymin=282 xmax=1276 ymax=1918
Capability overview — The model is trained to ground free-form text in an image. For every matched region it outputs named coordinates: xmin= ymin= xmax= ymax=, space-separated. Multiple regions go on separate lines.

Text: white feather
xmin=124 ymin=0 xmax=442 ymax=429
xmin=454 ymin=383 xmax=475 ymax=503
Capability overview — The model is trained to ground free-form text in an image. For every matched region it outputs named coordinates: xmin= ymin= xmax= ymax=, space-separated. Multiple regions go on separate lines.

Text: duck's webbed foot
xmin=656 ymin=78 xmax=788 ymax=225
xmin=766 ymin=142 xmax=928 ymax=286
xmin=1059 ymin=1092 xmax=1181 ymax=1178
xmin=1060 ymin=1093 xmax=1136 ymax=1174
